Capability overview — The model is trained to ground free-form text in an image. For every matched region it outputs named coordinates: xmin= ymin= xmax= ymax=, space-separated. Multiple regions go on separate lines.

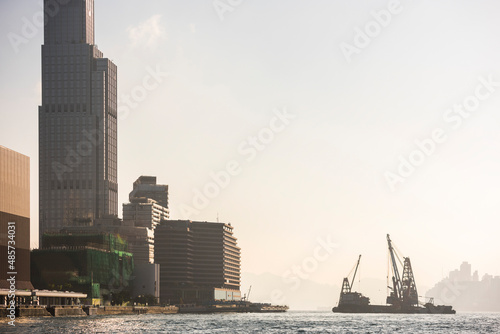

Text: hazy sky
xmin=1 ymin=0 xmax=500 ymax=308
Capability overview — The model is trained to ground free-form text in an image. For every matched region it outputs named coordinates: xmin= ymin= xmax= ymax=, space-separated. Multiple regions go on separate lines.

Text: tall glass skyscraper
xmin=39 ymin=0 xmax=118 ymax=244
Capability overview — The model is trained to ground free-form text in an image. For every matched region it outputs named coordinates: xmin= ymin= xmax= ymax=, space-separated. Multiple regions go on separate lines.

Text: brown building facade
xmin=155 ymin=220 xmax=241 ymax=304
xmin=0 ymin=146 xmax=33 ymax=290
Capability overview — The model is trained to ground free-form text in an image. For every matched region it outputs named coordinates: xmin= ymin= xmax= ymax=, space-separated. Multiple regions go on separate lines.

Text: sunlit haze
xmin=1 ymin=0 xmax=500 ymax=310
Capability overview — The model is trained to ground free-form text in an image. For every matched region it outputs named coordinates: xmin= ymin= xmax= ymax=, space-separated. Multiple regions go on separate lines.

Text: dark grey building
xmin=127 ymin=176 xmax=169 ymax=209
xmin=39 ymin=0 xmax=118 ymax=243
xmin=155 ymin=220 xmax=241 ymax=304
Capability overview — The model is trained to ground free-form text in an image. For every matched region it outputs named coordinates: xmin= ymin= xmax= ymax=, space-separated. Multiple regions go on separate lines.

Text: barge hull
xmin=332 ymin=304 xmax=455 ymax=314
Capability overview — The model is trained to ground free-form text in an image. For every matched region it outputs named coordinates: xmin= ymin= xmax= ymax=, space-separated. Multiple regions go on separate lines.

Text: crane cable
xmin=347 ymin=261 xmax=357 ymax=279
xmin=387 ymin=248 xmax=390 ymax=295
xmin=392 ymin=240 xmax=405 ymax=268
xmin=358 ymin=261 xmax=361 ymax=292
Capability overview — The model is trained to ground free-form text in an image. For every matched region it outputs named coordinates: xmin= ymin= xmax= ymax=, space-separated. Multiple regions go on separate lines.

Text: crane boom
xmin=337 ymin=255 xmax=370 ymax=307
xmin=386 ymin=234 xmax=419 ymax=307
xmin=350 ymin=255 xmax=362 ymax=290
xmin=387 ymin=234 xmax=402 ymax=301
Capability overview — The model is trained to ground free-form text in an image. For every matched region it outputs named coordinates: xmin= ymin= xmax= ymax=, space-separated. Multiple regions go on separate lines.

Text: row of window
xmin=43 ymin=103 xmax=89 ymax=113
xmin=43 ymin=43 xmax=92 ymax=56
xmin=49 ymin=179 xmax=93 ymax=190
xmin=43 ymin=55 xmax=90 ymax=65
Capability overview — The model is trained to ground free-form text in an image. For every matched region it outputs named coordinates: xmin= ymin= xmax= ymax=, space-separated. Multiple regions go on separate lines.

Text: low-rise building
xmin=31 ymin=233 xmax=134 ymax=305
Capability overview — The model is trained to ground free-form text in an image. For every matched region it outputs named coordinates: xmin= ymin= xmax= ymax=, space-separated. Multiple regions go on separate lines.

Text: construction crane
xmin=337 ymin=255 xmax=369 ymax=307
xmin=242 ymin=285 xmax=252 ymax=302
xmin=386 ymin=234 xmax=419 ymax=307
xmin=341 ymin=255 xmax=361 ymax=295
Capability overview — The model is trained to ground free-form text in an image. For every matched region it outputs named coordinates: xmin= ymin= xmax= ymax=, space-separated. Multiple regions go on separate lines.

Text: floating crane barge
xmin=332 ymin=235 xmax=456 ymax=314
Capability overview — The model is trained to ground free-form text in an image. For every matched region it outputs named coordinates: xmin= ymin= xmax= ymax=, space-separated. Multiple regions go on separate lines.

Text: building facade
xmin=59 ymin=221 xmax=155 ymax=265
xmin=155 ymin=220 xmax=241 ymax=304
xmin=39 ymin=0 xmax=118 ymax=243
xmin=54 ymin=221 xmax=160 ymax=301
xmin=127 ymin=176 xmax=169 ymax=208
xmin=0 ymin=146 xmax=33 ymax=290
xmin=31 ymin=233 xmax=134 ymax=305
xmin=122 ymin=176 xmax=169 ymax=263
xmin=123 ymin=198 xmax=170 ymax=230
xmin=132 ymin=263 xmax=160 ymax=304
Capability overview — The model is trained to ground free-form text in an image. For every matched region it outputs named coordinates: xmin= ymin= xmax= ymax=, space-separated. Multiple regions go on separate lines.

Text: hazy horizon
xmin=1 ymin=0 xmax=500 ymax=310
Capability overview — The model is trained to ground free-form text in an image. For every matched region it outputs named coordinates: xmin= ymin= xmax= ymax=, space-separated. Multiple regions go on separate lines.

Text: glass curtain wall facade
xmin=39 ymin=0 xmax=118 ymax=244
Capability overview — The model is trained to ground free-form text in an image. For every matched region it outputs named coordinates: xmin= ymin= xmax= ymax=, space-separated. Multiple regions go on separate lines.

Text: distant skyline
xmin=1 ymin=0 xmax=500 ymax=309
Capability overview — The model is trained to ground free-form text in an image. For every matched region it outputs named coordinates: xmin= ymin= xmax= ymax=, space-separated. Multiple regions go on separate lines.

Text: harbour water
xmin=2 ymin=311 xmax=499 ymax=333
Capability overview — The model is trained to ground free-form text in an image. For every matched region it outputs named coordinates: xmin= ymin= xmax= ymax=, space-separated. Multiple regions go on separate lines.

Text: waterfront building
xmin=132 ymin=263 xmax=160 ymax=304
xmin=155 ymin=220 xmax=241 ymax=304
xmin=0 ymin=146 xmax=33 ymax=291
xmin=38 ymin=0 xmax=118 ymax=244
xmin=56 ymin=216 xmax=160 ymax=301
xmin=60 ymin=222 xmax=154 ymax=264
xmin=31 ymin=233 xmax=134 ymax=305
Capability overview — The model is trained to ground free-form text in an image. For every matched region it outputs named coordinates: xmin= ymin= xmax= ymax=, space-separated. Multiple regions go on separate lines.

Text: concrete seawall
xmin=1 ymin=305 xmax=179 ymax=318
xmin=1 ymin=306 xmax=52 ymax=318
xmin=18 ymin=306 xmax=52 ymax=317
xmin=141 ymin=306 xmax=179 ymax=314
xmin=47 ymin=306 xmax=87 ymax=317
xmin=2 ymin=303 xmax=286 ymax=318
xmin=90 ymin=306 xmax=178 ymax=316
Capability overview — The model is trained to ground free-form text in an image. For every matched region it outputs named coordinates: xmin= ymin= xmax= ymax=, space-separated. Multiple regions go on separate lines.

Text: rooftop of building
xmin=159 ymin=219 xmax=235 ymax=231
xmin=0 ymin=145 xmax=29 ymax=158
xmin=0 ymin=289 xmax=87 ymax=298
xmin=134 ymin=176 xmax=157 ymax=185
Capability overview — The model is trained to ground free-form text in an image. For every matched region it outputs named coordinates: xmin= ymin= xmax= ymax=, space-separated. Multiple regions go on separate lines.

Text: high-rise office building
xmin=0 ymin=146 xmax=33 ymax=290
xmin=38 ymin=0 xmax=118 ymax=243
xmin=123 ymin=176 xmax=170 ymax=229
xmin=155 ymin=220 xmax=241 ymax=304
xmin=123 ymin=176 xmax=170 ymax=263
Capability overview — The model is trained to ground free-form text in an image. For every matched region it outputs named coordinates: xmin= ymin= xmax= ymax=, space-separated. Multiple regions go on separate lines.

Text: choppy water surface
xmin=2 ymin=311 xmax=499 ymax=333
